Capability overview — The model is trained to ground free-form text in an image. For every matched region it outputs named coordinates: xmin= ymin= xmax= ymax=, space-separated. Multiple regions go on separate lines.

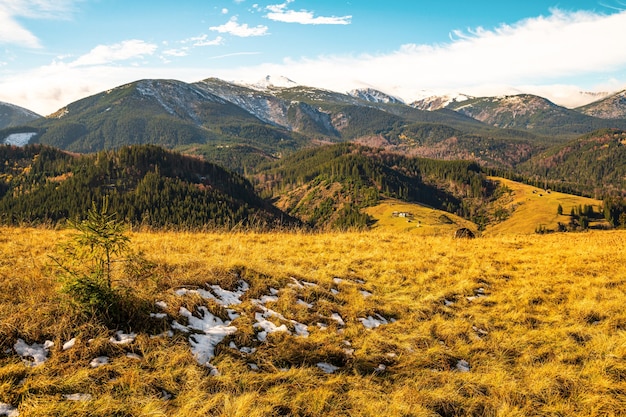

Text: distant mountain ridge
xmin=2 ymin=76 xmax=626 ymax=187
xmin=577 ymin=90 xmax=626 ymax=119
xmin=0 ymin=101 xmax=41 ymax=129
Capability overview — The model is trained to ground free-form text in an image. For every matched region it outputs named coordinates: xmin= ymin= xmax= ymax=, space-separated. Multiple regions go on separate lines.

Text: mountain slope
xmin=518 ymin=129 xmax=626 ymax=195
xmin=15 ymin=79 xmax=310 ymax=154
xmin=254 ymin=143 xmax=491 ymax=229
xmin=0 ymin=144 xmax=295 ymax=228
xmin=576 ymin=90 xmax=626 ymax=119
xmin=447 ymin=94 xmax=626 ymax=137
xmin=0 ymin=101 xmax=41 ymax=129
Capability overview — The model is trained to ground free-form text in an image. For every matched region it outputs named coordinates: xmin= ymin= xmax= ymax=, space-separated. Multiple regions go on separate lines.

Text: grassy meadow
xmin=1 ymin=225 xmax=626 ymax=416
xmin=484 ymin=177 xmax=608 ymax=235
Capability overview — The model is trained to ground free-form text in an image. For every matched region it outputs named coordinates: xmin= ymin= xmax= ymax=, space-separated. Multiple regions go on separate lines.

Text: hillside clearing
xmin=363 ymin=199 xmax=476 ymax=236
xmin=484 ymin=177 xmax=609 ymax=235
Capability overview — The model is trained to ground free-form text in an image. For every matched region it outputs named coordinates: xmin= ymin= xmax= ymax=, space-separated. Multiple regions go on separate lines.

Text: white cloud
xmin=0 ymin=0 xmax=78 ymax=47
xmin=70 ymin=40 xmax=158 ymax=67
xmin=265 ymin=1 xmax=351 ymax=25
xmin=214 ymin=8 xmax=626 ymax=106
xmin=185 ymin=34 xmax=224 ymax=47
xmin=222 ymin=8 xmax=228 ymax=14
xmin=210 ymin=16 xmax=268 ymax=37
xmin=163 ymin=48 xmax=189 ymax=57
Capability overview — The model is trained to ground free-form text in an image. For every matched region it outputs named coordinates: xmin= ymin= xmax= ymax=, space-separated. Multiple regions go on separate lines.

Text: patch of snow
xmin=254 ymin=312 xmax=289 ymax=342
xmin=317 ymin=322 xmax=328 ymax=330
xmin=3 ymin=132 xmax=37 ymax=147
xmin=0 ymin=402 xmax=18 ymax=417
xmin=204 ymin=281 xmax=249 ymax=306
xmin=444 ymin=299 xmax=454 ymax=306
xmin=316 ymin=362 xmax=340 ymax=374
xmin=250 ymin=75 xmax=298 ymax=90
xmin=109 ymin=331 xmax=136 ymax=345
xmin=330 ymin=289 xmax=339 ymax=295
xmin=358 ymin=314 xmax=389 ymax=329
xmin=288 ymin=277 xmax=304 ymax=289
xmin=456 ymin=359 xmax=470 ymax=372
xmin=360 ymin=290 xmax=373 ymax=298
xmin=171 ymin=321 xmax=190 ymax=333
xmin=62 ymin=338 xmax=76 ymax=351
xmin=292 ymin=322 xmax=309 ymax=337
xmin=155 ymin=301 xmax=167 ymax=309
xmin=257 ymin=295 xmax=279 ymax=304
xmin=333 ymin=278 xmax=343 ymax=284
xmin=64 ymin=393 xmax=92 ymax=401
xmin=179 ymin=306 xmax=237 ymax=367
xmin=14 ymin=339 xmax=53 ymax=367
xmin=248 ymin=363 xmax=259 ymax=370
xmin=150 ymin=313 xmax=167 ymax=319
xmin=297 ymin=299 xmax=313 ymax=309
xmin=226 ymin=309 xmax=239 ymax=321
xmin=89 ymin=356 xmax=109 ymax=368
xmin=126 ymin=353 xmax=142 ymax=360
xmin=375 ymin=364 xmax=387 ymax=372
xmin=331 ymin=313 xmax=345 ymax=326
xmin=269 ymin=288 xmax=279 ymax=295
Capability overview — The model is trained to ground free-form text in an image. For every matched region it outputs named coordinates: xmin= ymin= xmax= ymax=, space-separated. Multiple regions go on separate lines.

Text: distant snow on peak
xmin=410 ymin=93 xmax=473 ymax=111
xmin=250 ymin=75 xmax=298 ymax=90
xmin=348 ymin=88 xmax=404 ymax=104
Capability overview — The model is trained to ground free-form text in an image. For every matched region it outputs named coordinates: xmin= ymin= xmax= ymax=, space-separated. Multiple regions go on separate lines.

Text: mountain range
xmin=1 ymin=76 xmax=626 ymax=203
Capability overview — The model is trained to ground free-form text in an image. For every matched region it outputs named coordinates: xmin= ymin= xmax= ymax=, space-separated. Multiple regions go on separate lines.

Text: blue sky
xmin=1 ymin=0 xmax=626 ymax=114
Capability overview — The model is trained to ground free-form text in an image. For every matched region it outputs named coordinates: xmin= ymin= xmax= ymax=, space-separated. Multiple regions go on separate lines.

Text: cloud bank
xmin=216 ymin=8 xmax=626 ymax=106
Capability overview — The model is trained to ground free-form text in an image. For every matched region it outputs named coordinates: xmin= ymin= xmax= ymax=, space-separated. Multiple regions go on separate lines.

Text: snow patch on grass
xmin=62 ymin=338 xmax=76 ymax=351
xmin=0 ymin=402 xmax=18 ymax=417
xmin=109 ymin=331 xmax=136 ymax=345
xmin=317 ymin=362 xmax=339 ymax=374
xmin=14 ymin=339 xmax=53 ymax=366
xmin=89 ymin=356 xmax=109 ymax=368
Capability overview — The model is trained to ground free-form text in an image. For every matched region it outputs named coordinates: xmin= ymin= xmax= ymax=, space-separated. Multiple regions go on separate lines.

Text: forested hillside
xmin=253 ymin=143 xmax=493 ymax=229
xmin=519 ymin=129 xmax=626 ymax=197
xmin=0 ymin=144 xmax=294 ymax=229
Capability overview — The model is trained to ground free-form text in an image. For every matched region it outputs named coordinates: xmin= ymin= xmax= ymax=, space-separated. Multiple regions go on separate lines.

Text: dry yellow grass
xmin=363 ymin=198 xmax=477 ymax=236
xmin=485 ymin=177 xmax=608 ymax=235
xmin=2 ymin=226 xmax=626 ymax=416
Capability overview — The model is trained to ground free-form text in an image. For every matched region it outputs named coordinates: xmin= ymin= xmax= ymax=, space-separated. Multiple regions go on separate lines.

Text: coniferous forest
xmin=0 ymin=144 xmax=294 ymax=229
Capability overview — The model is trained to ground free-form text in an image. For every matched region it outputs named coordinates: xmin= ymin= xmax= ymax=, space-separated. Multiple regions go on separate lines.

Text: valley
xmin=1 ymin=76 xmax=626 ymax=416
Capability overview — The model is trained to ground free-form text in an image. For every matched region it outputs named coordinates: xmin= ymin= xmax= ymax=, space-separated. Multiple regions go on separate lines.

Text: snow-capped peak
xmin=348 ymin=88 xmax=404 ymax=104
xmin=410 ymin=93 xmax=473 ymax=111
xmin=251 ymin=75 xmax=298 ymax=90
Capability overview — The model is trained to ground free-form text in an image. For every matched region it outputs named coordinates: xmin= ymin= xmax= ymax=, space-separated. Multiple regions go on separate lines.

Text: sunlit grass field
xmin=1 ymin=226 xmax=626 ymax=416
xmin=484 ymin=177 xmax=608 ymax=235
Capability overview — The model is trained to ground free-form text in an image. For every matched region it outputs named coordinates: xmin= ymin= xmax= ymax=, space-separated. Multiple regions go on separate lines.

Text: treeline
xmin=0 ymin=144 xmax=293 ymax=229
